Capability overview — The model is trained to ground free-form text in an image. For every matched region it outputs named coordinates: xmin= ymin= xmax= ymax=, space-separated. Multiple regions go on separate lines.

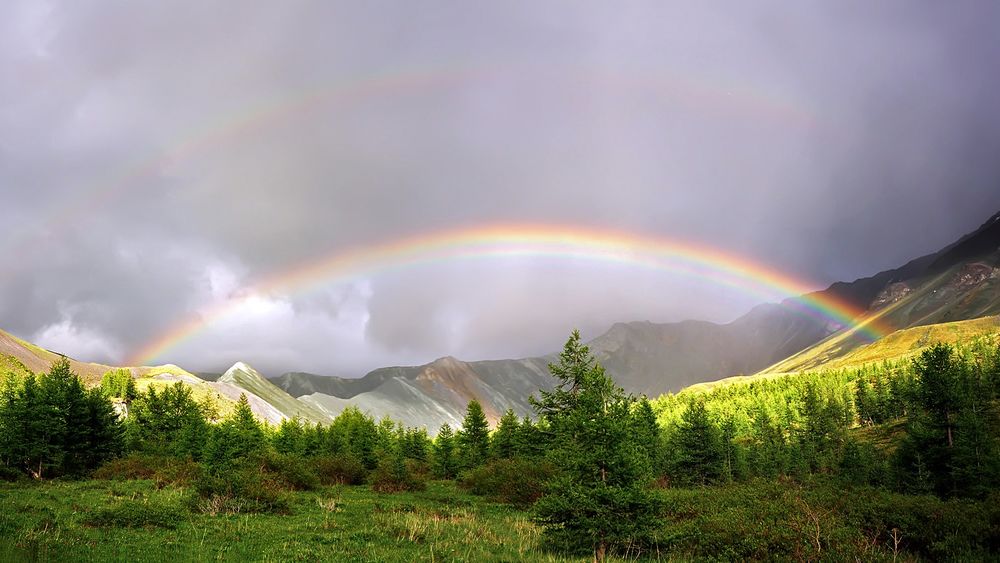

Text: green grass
xmin=0 ymin=480 xmax=561 ymax=562
xmin=2 ymin=478 xmax=996 ymax=561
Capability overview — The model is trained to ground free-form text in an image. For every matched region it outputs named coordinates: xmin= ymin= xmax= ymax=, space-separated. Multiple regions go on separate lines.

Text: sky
xmin=2 ymin=1 xmax=1000 ymax=376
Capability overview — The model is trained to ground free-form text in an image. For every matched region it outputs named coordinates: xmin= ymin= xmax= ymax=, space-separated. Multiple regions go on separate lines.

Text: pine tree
xmin=432 ymin=423 xmax=459 ymax=478
xmin=203 ymin=393 xmax=265 ymax=472
xmin=531 ymin=330 xmax=660 ymax=562
xmin=401 ymin=427 xmax=431 ymax=462
xmin=631 ymin=397 xmax=663 ymax=476
xmin=895 ymin=344 xmax=965 ymax=495
xmin=671 ymin=399 xmax=724 ymax=485
xmin=855 ymin=377 xmax=875 ymax=425
xmin=513 ymin=416 xmax=546 ymax=459
xmin=719 ymin=416 xmax=745 ymax=482
xmin=458 ymin=399 xmax=490 ymax=469
xmin=0 ymin=360 xmax=121 ymax=478
xmin=274 ymin=418 xmax=307 ymax=456
xmin=489 ymin=409 xmax=520 ymax=460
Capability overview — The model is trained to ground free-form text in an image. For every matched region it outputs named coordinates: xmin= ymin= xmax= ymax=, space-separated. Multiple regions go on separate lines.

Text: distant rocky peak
xmin=220 ymin=361 xmax=264 ymax=382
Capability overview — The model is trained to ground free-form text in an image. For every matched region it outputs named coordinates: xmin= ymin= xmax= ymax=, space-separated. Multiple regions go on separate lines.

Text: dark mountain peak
xmin=926 ymin=208 xmax=1000 ymax=273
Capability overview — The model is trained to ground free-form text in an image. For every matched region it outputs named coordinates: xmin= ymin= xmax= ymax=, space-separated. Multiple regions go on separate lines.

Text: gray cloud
xmin=2 ymin=1 xmax=999 ymax=375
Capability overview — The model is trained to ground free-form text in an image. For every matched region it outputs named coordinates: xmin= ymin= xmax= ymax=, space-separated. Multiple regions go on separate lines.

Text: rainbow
xmin=128 ymin=224 xmax=890 ymax=366
xmin=3 ymin=61 xmax=817 ymax=270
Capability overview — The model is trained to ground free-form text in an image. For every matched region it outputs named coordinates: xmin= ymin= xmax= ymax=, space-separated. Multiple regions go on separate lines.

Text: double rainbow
xmin=4 ymin=61 xmax=817 ymax=268
xmin=128 ymin=224 xmax=889 ymax=366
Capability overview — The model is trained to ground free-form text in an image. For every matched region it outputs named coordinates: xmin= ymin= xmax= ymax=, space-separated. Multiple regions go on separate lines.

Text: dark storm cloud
xmin=2 ymin=1 xmax=999 ymax=375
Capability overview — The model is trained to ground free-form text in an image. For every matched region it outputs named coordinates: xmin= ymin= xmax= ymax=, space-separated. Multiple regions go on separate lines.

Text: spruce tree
xmin=432 ymin=423 xmax=459 ymax=478
xmin=671 ymin=399 xmax=724 ymax=485
xmin=489 ymin=409 xmax=520 ymax=460
xmin=631 ymin=397 xmax=663 ymax=476
xmin=531 ymin=330 xmax=660 ymax=562
xmin=203 ymin=393 xmax=264 ymax=472
xmin=458 ymin=399 xmax=490 ymax=469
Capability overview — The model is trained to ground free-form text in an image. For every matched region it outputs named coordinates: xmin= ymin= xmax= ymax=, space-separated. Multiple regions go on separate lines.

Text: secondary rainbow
xmin=3 ymin=61 xmax=817 ymax=272
xmin=128 ymin=224 xmax=890 ymax=366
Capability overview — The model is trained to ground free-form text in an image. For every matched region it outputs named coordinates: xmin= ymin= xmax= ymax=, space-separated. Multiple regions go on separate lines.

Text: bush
xmin=92 ymin=454 xmax=202 ymax=487
xmin=459 ymin=458 xmax=558 ymax=507
xmin=312 ymin=454 xmax=366 ymax=486
xmin=256 ymin=451 xmax=319 ymax=491
xmin=370 ymin=454 xmax=426 ymax=493
xmin=0 ymin=465 xmax=23 ymax=482
xmin=192 ymin=465 xmax=291 ymax=515
xmin=85 ymin=498 xmax=185 ymax=529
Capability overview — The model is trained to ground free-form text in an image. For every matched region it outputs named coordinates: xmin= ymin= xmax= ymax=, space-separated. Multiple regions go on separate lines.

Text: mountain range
xmin=2 ymin=210 xmax=999 ymax=430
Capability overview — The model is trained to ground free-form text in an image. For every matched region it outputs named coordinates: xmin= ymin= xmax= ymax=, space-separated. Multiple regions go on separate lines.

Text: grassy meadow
xmin=3 ymin=477 xmax=997 ymax=562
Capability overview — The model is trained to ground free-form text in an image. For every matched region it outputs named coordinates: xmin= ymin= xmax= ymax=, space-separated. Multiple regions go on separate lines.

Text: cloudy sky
xmin=2 ymin=2 xmax=1000 ymax=376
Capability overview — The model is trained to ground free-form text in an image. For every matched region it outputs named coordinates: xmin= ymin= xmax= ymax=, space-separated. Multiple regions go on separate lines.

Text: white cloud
xmin=34 ymin=317 xmax=120 ymax=364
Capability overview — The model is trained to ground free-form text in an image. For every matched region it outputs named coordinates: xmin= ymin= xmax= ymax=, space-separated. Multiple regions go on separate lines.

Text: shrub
xmin=192 ymin=465 xmax=291 ymax=515
xmin=0 ymin=465 xmax=23 ymax=482
xmin=370 ymin=453 xmax=426 ymax=493
xmin=84 ymin=498 xmax=185 ymax=529
xmin=459 ymin=458 xmax=558 ymax=507
xmin=312 ymin=454 xmax=366 ymax=486
xmin=256 ymin=451 xmax=319 ymax=491
xmin=92 ymin=454 xmax=202 ymax=487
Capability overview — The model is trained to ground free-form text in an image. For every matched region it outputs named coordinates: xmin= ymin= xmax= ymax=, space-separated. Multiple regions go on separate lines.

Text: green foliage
xmin=0 ymin=359 xmax=122 ymax=479
xmin=311 ymin=454 xmax=366 ymax=485
xmin=84 ymin=498 xmax=185 ymax=529
xmin=2 ymin=329 xmax=1000 ymax=560
xmin=512 ymin=415 xmax=549 ymax=459
xmin=324 ymin=407 xmax=379 ymax=469
xmin=272 ymin=417 xmax=309 ymax=457
xmin=92 ymin=453 xmax=202 ymax=487
xmin=531 ymin=330 xmax=662 ymax=561
xmin=459 ymin=458 xmax=558 ymax=507
xmin=431 ymin=423 xmax=459 ymax=479
xmin=202 ymin=394 xmax=265 ymax=473
xmin=489 ymin=409 xmax=520 ymax=460
xmin=668 ymin=399 xmax=725 ymax=486
xmin=370 ymin=450 xmax=426 ymax=493
xmin=99 ymin=369 xmax=137 ymax=402
xmin=126 ymin=382 xmax=210 ymax=458
xmin=399 ymin=426 xmax=431 ymax=462
xmin=894 ymin=343 xmax=1000 ymax=497
xmin=631 ymin=397 xmax=664 ymax=475
xmin=192 ymin=463 xmax=292 ymax=515
xmin=457 ymin=399 xmax=490 ymax=469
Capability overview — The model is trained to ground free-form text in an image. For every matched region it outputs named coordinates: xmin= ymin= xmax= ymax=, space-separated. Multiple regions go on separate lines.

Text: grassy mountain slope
xmin=217 ymin=362 xmax=327 ymax=423
xmin=0 ymin=327 xmax=320 ymax=425
xmin=684 ymin=315 xmax=1000 ymax=394
xmin=0 ymin=328 xmax=120 ymax=385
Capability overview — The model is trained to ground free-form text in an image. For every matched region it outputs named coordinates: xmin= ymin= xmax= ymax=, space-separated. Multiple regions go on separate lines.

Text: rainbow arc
xmin=128 ymin=224 xmax=890 ymax=366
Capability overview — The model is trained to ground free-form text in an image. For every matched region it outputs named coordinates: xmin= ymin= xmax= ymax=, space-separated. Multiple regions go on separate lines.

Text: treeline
xmin=0 ymin=358 xmax=570 ymax=505
xmin=3 ymin=340 xmax=999 ymax=499
xmin=2 ymin=336 xmax=1000 ymax=559
xmin=652 ymin=339 xmax=1000 ymax=497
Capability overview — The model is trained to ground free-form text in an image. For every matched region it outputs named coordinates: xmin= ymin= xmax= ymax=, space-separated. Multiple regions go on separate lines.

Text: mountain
xmin=285 ymin=356 xmax=554 ymax=428
xmin=757 ymin=210 xmax=1000 ymax=374
xmin=0 ymin=327 xmax=317 ymax=425
xmin=274 ymin=210 xmax=1000 ymax=428
xmin=1 ymin=328 xmax=121 ymax=385
xmin=217 ymin=362 xmax=327 ymax=423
